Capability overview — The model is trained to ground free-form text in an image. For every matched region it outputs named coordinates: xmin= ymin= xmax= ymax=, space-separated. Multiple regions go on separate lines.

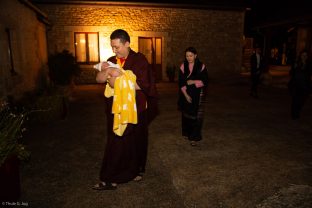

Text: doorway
xmin=138 ymin=37 xmax=162 ymax=81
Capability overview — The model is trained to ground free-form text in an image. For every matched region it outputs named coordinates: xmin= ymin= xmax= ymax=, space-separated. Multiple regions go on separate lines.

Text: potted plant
xmin=0 ymin=103 xmax=30 ymax=201
xmin=166 ymin=65 xmax=177 ymax=82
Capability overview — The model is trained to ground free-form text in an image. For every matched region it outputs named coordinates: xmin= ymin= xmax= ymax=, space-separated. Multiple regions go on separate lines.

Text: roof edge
xmin=31 ymin=0 xmax=247 ymax=11
xmin=19 ymin=0 xmax=51 ymax=25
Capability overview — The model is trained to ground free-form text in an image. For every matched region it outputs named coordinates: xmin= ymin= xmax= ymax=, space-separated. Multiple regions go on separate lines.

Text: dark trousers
xmin=135 ymin=111 xmax=148 ymax=174
xmin=182 ymin=114 xmax=203 ymax=141
xmin=291 ymin=91 xmax=309 ymax=119
xmin=250 ymin=74 xmax=260 ymax=97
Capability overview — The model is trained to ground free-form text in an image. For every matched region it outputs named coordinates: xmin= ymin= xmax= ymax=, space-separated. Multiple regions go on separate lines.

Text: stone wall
xmin=0 ymin=0 xmax=48 ymax=100
xmin=36 ymin=3 xmax=245 ymax=82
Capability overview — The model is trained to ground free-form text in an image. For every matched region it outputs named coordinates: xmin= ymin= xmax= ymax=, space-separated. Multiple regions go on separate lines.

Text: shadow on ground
xmin=20 ymin=78 xmax=312 ymax=208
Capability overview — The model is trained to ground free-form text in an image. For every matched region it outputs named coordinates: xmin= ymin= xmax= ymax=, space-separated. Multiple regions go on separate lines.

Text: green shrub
xmin=0 ymin=104 xmax=30 ymax=166
xmin=48 ymin=50 xmax=80 ymax=86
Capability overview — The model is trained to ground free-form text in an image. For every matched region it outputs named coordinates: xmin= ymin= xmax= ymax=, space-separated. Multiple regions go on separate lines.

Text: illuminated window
xmin=74 ymin=32 xmax=99 ymax=63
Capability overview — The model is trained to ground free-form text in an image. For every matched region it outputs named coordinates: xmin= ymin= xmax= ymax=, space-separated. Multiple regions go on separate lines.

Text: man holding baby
xmin=93 ymin=29 xmax=158 ymax=190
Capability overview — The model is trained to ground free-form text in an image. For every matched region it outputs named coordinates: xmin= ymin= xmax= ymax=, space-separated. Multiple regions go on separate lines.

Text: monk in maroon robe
xmin=93 ymin=29 xmax=158 ymax=190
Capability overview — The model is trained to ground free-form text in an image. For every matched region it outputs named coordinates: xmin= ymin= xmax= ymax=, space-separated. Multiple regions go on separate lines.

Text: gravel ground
xmin=18 ymin=77 xmax=312 ymax=208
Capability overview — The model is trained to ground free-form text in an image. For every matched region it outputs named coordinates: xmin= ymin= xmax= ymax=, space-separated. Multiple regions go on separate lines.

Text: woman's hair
xmin=185 ymin=47 xmax=197 ymax=55
xmin=110 ymin=29 xmax=130 ymax=43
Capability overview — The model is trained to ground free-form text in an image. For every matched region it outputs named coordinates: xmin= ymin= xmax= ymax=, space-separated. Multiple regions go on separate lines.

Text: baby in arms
xmin=94 ymin=61 xmax=122 ymax=83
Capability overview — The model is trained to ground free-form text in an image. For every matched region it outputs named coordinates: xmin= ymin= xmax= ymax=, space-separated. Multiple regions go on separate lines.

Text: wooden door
xmin=138 ymin=37 xmax=162 ymax=81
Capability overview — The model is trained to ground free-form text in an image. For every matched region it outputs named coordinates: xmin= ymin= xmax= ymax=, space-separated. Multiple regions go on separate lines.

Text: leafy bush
xmin=48 ymin=50 xmax=80 ymax=85
xmin=0 ymin=103 xmax=30 ymax=166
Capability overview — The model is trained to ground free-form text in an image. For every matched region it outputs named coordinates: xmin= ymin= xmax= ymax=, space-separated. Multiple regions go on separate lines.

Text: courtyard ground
xmin=19 ymin=76 xmax=312 ymax=208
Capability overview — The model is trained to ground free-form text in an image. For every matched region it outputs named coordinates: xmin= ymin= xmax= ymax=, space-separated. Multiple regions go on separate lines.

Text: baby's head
xmin=101 ymin=62 xmax=121 ymax=82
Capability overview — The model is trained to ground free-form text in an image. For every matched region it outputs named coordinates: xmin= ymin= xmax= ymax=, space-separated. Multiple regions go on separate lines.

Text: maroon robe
xmin=99 ymin=49 xmax=158 ymax=183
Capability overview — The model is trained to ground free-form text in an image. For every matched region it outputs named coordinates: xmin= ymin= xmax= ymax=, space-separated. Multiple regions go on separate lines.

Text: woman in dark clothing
xmin=178 ymin=47 xmax=208 ymax=146
xmin=288 ymin=50 xmax=312 ymax=119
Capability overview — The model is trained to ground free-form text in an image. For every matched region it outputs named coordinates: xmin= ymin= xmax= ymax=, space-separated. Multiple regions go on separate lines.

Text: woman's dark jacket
xmin=178 ymin=59 xmax=208 ymax=117
xmin=288 ymin=60 xmax=312 ymax=94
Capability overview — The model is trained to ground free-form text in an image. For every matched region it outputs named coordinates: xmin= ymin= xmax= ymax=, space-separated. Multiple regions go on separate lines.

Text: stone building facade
xmin=0 ymin=0 xmax=49 ymax=101
xmin=33 ymin=1 xmax=246 ymax=83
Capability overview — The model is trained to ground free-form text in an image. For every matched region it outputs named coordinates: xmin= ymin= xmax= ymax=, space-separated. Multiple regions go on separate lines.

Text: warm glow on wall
xmin=99 ymin=35 xmax=114 ymax=61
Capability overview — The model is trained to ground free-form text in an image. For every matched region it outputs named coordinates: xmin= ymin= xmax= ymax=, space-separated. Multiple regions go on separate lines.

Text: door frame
xmin=132 ymin=31 xmax=168 ymax=81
